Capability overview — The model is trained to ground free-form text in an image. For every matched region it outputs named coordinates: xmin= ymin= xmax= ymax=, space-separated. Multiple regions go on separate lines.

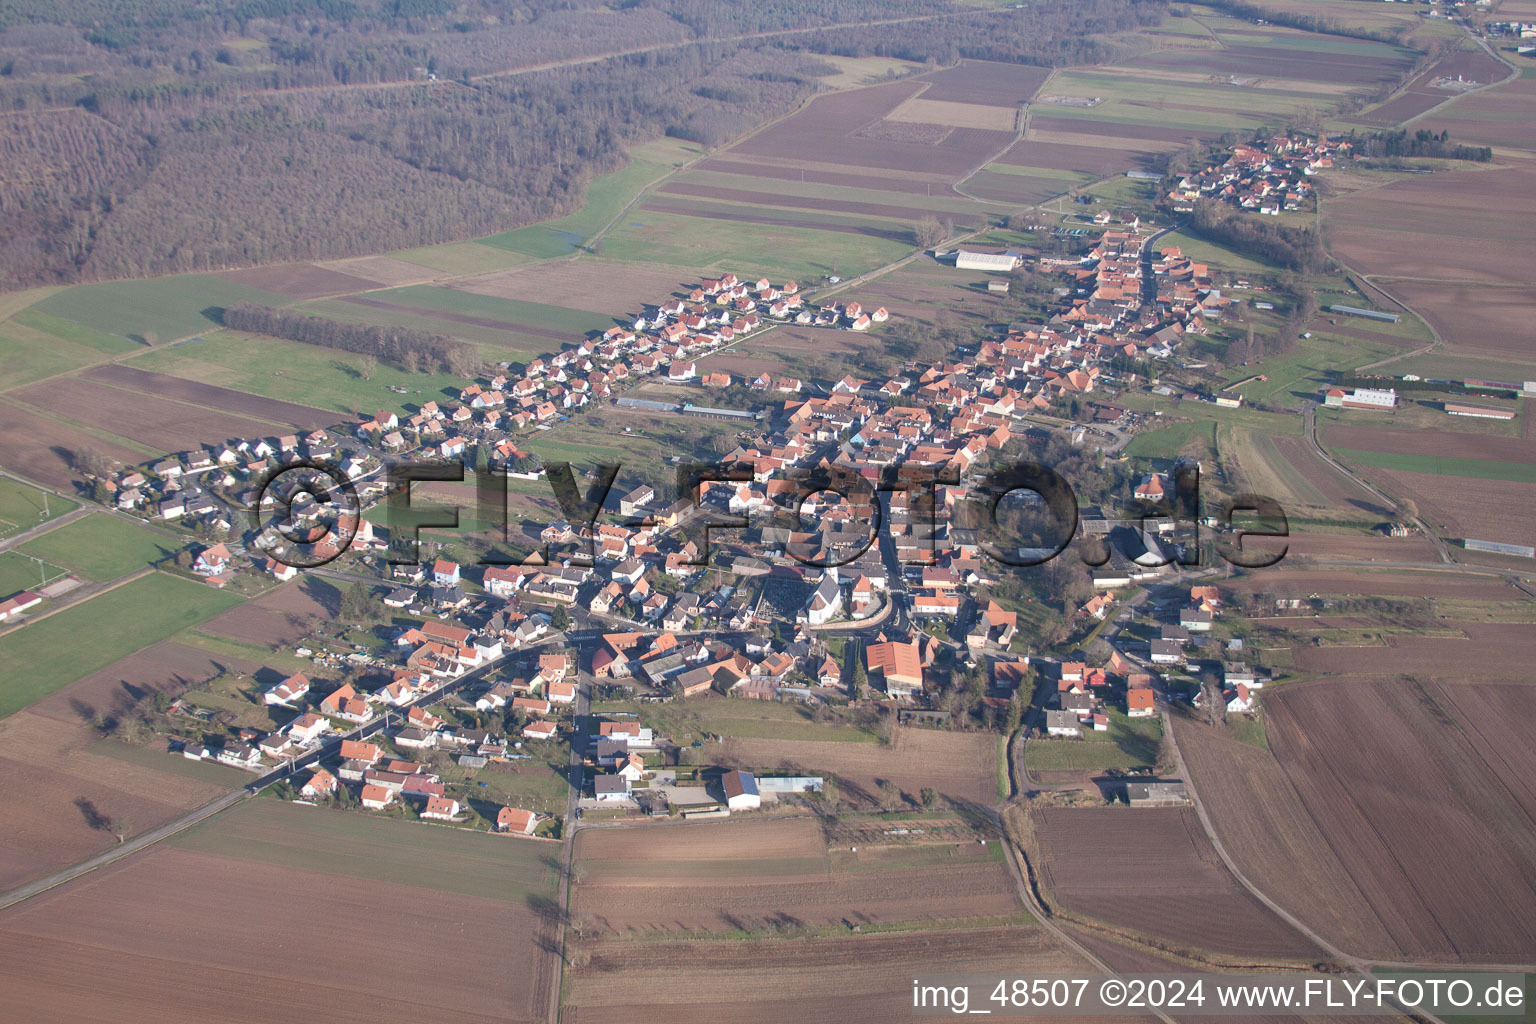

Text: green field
xmin=298 ymin=297 xmax=555 ymax=363
xmin=0 ymin=478 xmax=76 ymax=538
xmin=1025 ymin=711 xmax=1163 ymax=772
xmin=392 ymin=240 xmax=539 ymax=275
xmin=172 ymin=797 xmax=557 ymax=901
xmin=481 ymin=156 xmax=681 ymax=259
xmin=1334 ymin=448 xmax=1536 ymax=484
xmin=0 ymin=572 xmax=244 ymax=720
xmin=600 ymin=208 xmax=913 ymax=283
xmin=1222 ymin=331 xmax=1398 ymax=405
xmin=92 ymin=737 xmax=255 ymax=786
xmin=31 ymin=274 xmax=293 ymax=345
xmin=1124 ymin=419 xmax=1217 ymax=460
xmin=365 ymin=285 xmax=617 ymax=338
xmin=129 ymin=330 xmax=471 ymax=414
xmin=593 ymin=696 xmax=879 ymax=745
xmin=0 ymin=550 xmax=71 ymax=595
xmin=19 ymin=513 xmax=178 ymax=581
xmin=1158 ymin=229 xmax=1285 ymax=277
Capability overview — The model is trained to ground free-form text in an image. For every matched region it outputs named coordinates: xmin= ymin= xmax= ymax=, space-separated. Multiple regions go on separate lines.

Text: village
xmin=0 ymin=237 xmax=1307 ymax=832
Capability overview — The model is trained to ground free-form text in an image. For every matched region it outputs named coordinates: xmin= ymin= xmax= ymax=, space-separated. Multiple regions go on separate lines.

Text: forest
xmin=1189 ymin=199 xmax=1326 ymax=273
xmin=1353 ymin=128 xmax=1494 ymax=163
xmin=0 ymin=0 xmax=1168 ymax=290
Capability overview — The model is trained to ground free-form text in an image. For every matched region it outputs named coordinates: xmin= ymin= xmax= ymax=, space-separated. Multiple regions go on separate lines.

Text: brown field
xmin=1024 ymin=126 xmax=1185 ymax=152
xmin=656 ymin=182 xmax=949 ymax=224
xmin=1224 ymin=567 xmax=1520 ymax=601
xmin=1260 ymin=678 xmax=1536 ymax=961
xmin=886 ymin=96 xmax=1018 ymax=131
xmin=1129 ymin=45 xmax=1411 ymax=85
xmin=82 ymin=363 xmax=337 ymax=430
xmin=729 ymin=81 xmax=1015 ymax=180
xmin=998 ymin=138 xmax=1158 ymax=174
xmin=750 ymin=323 xmax=873 ymax=356
xmin=917 ymin=60 xmax=1051 ymax=106
xmin=564 ymin=926 xmax=1093 ymax=1024
xmin=1281 ymin=530 xmax=1442 ymax=562
xmin=1328 ymin=165 xmax=1536 ymax=287
xmin=1292 ymin=622 xmax=1536 ymax=676
xmin=638 ymin=201 xmax=914 ymax=242
xmin=1172 ymin=714 xmax=1401 ymax=958
xmin=1348 ymin=49 xmax=1512 ymax=127
xmin=0 ymin=709 xmax=231 ymax=891
xmin=201 ymin=576 xmax=339 ymax=649
xmin=454 ymin=261 xmax=692 ymax=314
xmin=715 ymin=726 xmax=999 ymax=805
xmin=314 ymin=253 xmax=440 ymax=287
xmin=29 ymin=639 xmax=261 ymax=728
xmin=0 ymin=845 xmax=549 ymax=1023
xmin=0 ymin=397 xmax=146 ymax=490
xmin=572 ymin=816 xmax=1019 ymax=934
xmin=1268 ymin=436 xmax=1382 ymax=510
xmin=696 ymin=156 xmax=948 ymax=195
xmin=564 ymin=811 xmax=1091 ymax=1024
xmin=216 ymin=262 xmax=384 ymax=301
xmin=1418 ymin=77 xmax=1536 ymax=151
xmin=1032 ymin=806 xmax=1320 ymax=959
xmin=1326 ymin=424 xmax=1536 ymax=466
xmin=1380 ymin=280 xmax=1533 ymax=357
xmin=1028 ymin=116 xmax=1222 ymax=144
xmin=1341 ymin=463 xmax=1535 ymax=547
xmin=14 ymin=376 xmax=287 ymax=452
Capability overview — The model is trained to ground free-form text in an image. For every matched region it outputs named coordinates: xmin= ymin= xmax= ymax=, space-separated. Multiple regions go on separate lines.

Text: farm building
xmin=987 ymin=279 xmax=1010 ymax=294
xmin=1444 ymin=402 xmax=1515 ymax=420
xmin=1327 ymin=305 xmax=1399 ymax=324
xmin=1324 ymin=387 xmax=1397 ymax=410
xmin=1465 ymin=539 xmax=1536 ymax=559
xmin=1126 ymin=780 xmax=1189 ymax=806
xmin=955 ymin=251 xmax=1019 ymax=273
xmin=722 ymin=770 xmax=761 ymax=810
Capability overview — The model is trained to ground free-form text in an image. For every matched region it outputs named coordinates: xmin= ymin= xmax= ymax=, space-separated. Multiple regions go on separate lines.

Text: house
xmin=1045 ymin=709 xmax=1081 ymax=737
xmin=339 ymin=739 xmax=384 ymax=764
xmin=433 ymin=559 xmax=461 ymax=587
xmin=192 ymin=544 xmax=232 ymax=577
xmin=299 ymin=769 xmax=338 ymax=799
xmin=1127 ymin=687 xmax=1155 ymax=718
xmin=497 ymin=807 xmax=537 ymax=835
xmin=523 ymin=720 xmax=558 ymax=741
xmin=421 ymin=796 xmax=461 ymax=820
xmin=594 ymin=774 xmax=631 ymax=802
xmin=1149 ymin=639 xmax=1182 ymax=664
xmin=1180 ymin=608 xmax=1213 ymax=632
xmin=286 ymin=712 xmax=330 ymax=745
xmin=263 ymin=673 xmax=311 ymax=706
xmin=722 ymin=770 xmax=760 ymax=810
xmin=361 ymin=784 xmax=394 ymax=810
xmin=1225 ymin=684 xmax=1256 ymax=713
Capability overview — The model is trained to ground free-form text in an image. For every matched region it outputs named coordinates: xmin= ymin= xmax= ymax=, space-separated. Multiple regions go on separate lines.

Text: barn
xmin=722 ymin=770 xmax=761 ymax=810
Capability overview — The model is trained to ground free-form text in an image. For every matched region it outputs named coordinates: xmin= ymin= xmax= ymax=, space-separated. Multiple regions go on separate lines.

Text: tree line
xmin=222 ymin=301 xmax=480 ymax=376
